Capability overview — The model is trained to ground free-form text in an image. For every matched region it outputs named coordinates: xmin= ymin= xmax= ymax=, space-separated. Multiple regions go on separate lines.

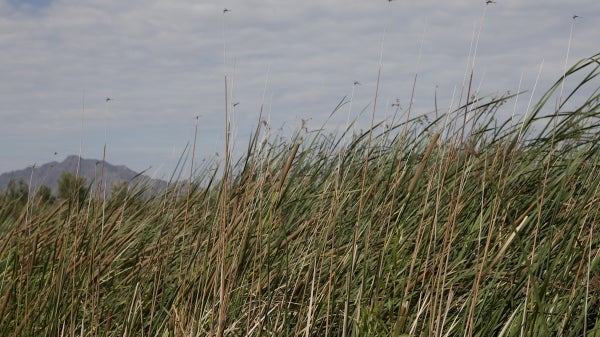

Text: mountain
xmin=0 ymin=155 xmax=168 ymax=197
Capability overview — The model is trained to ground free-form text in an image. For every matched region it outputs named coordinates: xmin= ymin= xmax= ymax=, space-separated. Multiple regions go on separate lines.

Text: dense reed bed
xmin=1 ymin=53 xmax=600 ymax=336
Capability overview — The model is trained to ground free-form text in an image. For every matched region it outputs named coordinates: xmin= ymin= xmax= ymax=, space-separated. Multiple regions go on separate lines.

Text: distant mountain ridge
xmin=0 ymin=155 xmax=167 ymax=196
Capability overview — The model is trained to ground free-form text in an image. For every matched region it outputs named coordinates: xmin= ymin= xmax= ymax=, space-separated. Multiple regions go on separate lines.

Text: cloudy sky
xmin=1 ymin=0 xmax=598 ymax=178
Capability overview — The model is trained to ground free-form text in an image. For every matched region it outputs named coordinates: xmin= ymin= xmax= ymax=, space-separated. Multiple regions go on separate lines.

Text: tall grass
xmin=1 ymin=53 xmax=599 ymax=336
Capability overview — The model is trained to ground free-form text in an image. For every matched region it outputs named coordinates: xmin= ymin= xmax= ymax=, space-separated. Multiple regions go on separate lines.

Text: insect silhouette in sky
xmin=223 ymin=8 xmax=231 ymax=13
xmin=486 ymin=0 xmax=496 ymax=4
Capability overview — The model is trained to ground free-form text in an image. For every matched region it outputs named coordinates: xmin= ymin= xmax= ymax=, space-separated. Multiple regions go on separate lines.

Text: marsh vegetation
xmin=1 ymin=54 xmax=599 ymax=336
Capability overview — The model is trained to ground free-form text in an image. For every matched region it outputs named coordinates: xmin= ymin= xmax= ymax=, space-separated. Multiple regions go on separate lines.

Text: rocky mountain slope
xmin=0 ymin=155 xmax=167 ymax=197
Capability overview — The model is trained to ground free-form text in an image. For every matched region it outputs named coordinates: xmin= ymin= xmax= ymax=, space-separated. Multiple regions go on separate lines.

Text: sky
xmin=1 ymin=0 xmax=598 ymax=179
